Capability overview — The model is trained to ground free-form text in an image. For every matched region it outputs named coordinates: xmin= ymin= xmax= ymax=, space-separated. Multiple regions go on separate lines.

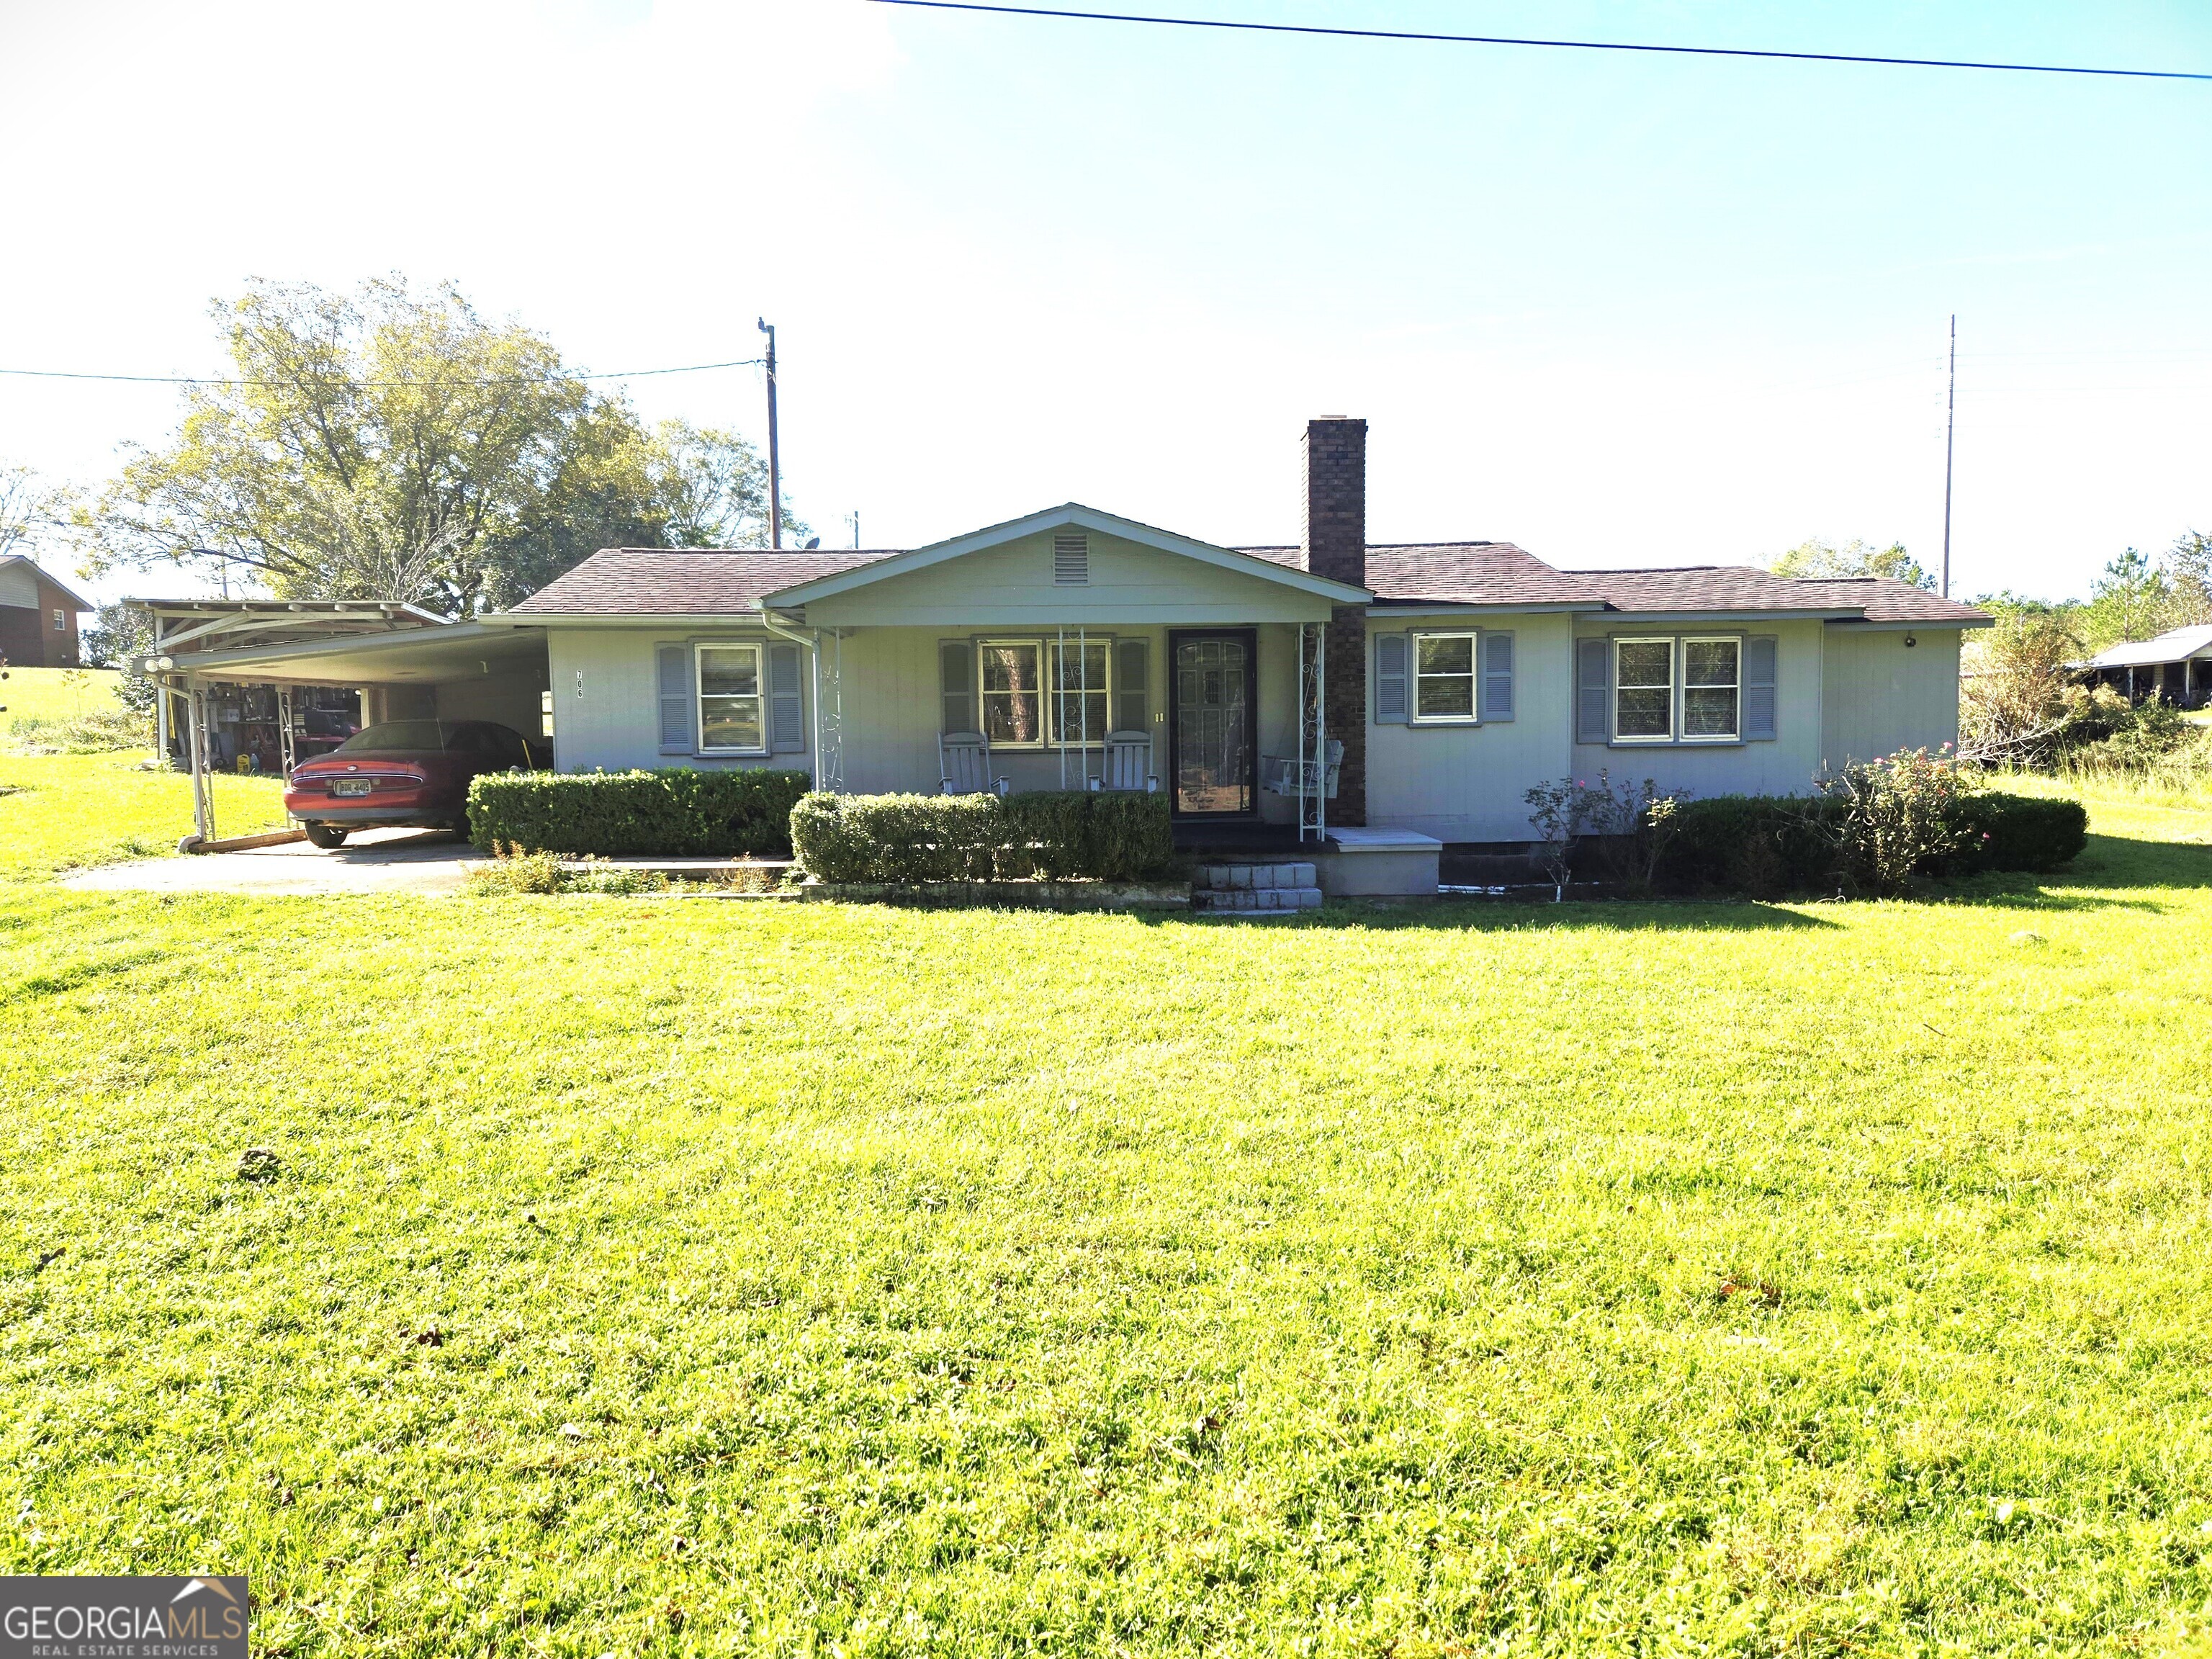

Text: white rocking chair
xmin=939 ymin=730 xmax=1010 ymax=796
xmin=1100 ymin=730 xmax=1159 ymax=793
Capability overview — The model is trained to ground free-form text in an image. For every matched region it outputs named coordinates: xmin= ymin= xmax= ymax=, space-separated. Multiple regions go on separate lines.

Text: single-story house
xmin=0 ymin=554 xmax=92 ymax=668
xmin=2077 ymin=625 xmax=2212 ymax=708
xmin=139 ymin=417 xmax=1989 ymax=882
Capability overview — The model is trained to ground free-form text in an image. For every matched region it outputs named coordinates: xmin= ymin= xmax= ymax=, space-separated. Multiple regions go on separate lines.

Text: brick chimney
xmin=1300 ymin=417 xmax=1369 ymax=825
xmin=1300 ymin=417 xmax=1367 ymax=585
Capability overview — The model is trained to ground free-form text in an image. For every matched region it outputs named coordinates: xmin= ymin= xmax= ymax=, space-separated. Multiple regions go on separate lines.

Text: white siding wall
xmin=433 ymin=667 xmax=548 ymax=736
xmin=1364 ymin=613 xmax=1577 ymax=842
xmin=1568 ymin=618 xmax=1829 ymax=804
xmin=1820 ymin=627 xmax=1964 ymax=765
xmin=0 ymin=562 xmax=37 ymax=610
xmin=548 ymin=626 xmax=809 ymax=775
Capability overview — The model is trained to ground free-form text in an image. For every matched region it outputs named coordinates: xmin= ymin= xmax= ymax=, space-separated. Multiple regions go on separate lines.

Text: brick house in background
xmin=0 ymin=554 xmax=91 ymax=667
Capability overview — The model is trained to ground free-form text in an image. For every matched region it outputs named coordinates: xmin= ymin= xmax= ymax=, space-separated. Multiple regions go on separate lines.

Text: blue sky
xmin=1 ymin=0 xmax=2206 ymax=603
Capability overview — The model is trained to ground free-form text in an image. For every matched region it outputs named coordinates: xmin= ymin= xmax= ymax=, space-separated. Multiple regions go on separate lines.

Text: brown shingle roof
xmin=504 ymin=544 xmax=1991 ymax=627
xmin=506 ymin=547 xmax=900 ymax=615
xmin=1771 ymin=576 xmax=1992 ymax=625
xmin=1239 ymin=541 xmax=1602 ymax=606
xmin=1570 ymin=566 xmax=1988 ymax=623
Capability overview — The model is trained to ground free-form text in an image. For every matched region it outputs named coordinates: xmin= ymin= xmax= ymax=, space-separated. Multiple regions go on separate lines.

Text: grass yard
xmin=0 ymin=663 xmax=126 ymax=727
xmin=2 ymin=781 xmax=2211 ymax=1655
xmin=0 ymin=750 xmax=287 ymax=881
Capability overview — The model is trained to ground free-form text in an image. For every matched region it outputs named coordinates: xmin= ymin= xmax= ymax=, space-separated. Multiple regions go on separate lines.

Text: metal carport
xmin=135 ymin=601 xmax=549 ymax=848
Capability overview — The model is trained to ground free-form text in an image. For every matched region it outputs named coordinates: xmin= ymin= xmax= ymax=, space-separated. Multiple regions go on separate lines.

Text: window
xmin=1411 ymin=631 xmax=1479 ymax=722
xmin=1613 ymin=638 xmax=1674 ymax=742
xmin=1049 ymin=637 xmax=1111 ymax=745
xmin=53 ymin=608 xmax=66 ymax=632
xmin=1682 ymin=637 xmax=1741 ymax=740
xmin=979 ymin=640 xmax=1044 ymax=746
xmin=697 ymin=643 xmax=765 ymax=753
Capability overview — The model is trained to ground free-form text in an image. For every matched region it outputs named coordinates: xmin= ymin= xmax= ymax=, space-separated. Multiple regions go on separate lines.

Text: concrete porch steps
xmin=1191 ymin=861 xmax=1323 ymax=914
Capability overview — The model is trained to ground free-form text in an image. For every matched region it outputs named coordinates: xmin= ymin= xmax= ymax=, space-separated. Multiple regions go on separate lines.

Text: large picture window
xmin=1613 ymin=638 xmax=1674 ymax=742
xmin=1411 ymin=631 xmax=1478 ymax=722
xmin=979 ymin=640 xmax=1044 ymax=747
xmin=1682 ymin=637 xmax=1741 ymax=740
xmin=697 ymin=643 xmax=765 ymax=753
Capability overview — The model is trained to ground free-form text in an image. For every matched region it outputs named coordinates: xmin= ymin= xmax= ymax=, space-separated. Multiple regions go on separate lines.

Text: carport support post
xmin=184 ymin=686 xmax=212 ymax=843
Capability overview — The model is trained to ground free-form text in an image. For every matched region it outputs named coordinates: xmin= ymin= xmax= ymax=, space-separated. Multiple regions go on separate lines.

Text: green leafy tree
xmin=1768 ymin=538 xmax=1936 ymax=590
xmin=80 ymin=600 xmax=158 ymax=714
xmin=83 ymin=277 xmax=801 ymax=615
xmin=2082 ymin=547 xmax=2172 ymax=648
xmin=2162 ymin=529 xmax=2212 ymax=626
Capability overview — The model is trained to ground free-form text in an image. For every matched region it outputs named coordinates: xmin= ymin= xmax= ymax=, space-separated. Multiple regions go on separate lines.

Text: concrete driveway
xmin=62 ymin=828 xmax=487 ymax=896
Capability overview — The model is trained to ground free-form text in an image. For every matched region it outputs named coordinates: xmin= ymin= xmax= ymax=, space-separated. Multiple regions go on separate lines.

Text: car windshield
xmin=329 ymin=721 xmax=448 ymax=755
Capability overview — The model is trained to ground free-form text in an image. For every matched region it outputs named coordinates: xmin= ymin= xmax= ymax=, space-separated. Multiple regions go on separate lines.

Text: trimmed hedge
xmin=1948 ymin=793 xmax=2089 ymax=873
xmin=1650 ymin=796 xmax=1843 ymax=898
xmin=1653 ymin=788 xmax=2087 ymax=896
xmin=467 ymin=769 xmax=811 ymax=857
xmin=790 ymin=790 xmax=1176 ymax=884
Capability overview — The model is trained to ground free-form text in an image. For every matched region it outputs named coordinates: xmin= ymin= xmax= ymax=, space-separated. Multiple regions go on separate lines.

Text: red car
xmin=285 ymin=719 xmax=535 ymax=848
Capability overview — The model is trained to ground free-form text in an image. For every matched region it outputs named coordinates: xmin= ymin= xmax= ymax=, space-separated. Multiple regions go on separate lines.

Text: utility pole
xmin=757 ymin=318 xmax=782 ymax=550
xmin=1941 ymin=313 xmax=1956 ymax=599
xmin=847 ymin=511 xmax=860 ymax=549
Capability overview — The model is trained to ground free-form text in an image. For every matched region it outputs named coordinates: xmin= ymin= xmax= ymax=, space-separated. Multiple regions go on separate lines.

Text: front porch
xmin=802 ymin=619 xmax=1339 ymax=840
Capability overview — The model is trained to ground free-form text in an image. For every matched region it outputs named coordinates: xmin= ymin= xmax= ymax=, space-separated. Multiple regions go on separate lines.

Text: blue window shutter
xmin=1575 ymin=637 xmax=1609 ymax=744
xmin=940 ymin=640 xmax=976 ymax=734
xmin=1483 ymin=630 xmax=1515 ymax=721
xmin=1375 ymin=631 xmax=1408 ymax=724
xmin=657 ymin=644 xmax=694 ymax=754
xmin=768 ymin=642 xmax=805 ymax=752
xmin=1115 ymin=638 xmax=1148 ymax=732
xmin=1744 ymin=634 xmax=1778 ymax=740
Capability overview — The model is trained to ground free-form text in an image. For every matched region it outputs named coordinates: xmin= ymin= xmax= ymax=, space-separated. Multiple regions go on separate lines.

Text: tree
xmin=2081 ymin=547 xmax=2172 ymax=648
xmin=80 ymin=601 xmax=158 ymax=714
xmin=1958 ymin=599 xmax=2082 ymax=764
xmin=83 ymin=277 xmax=801 ymax=615
xmin=2163 ymin=529 xmax=2212 ymax=626
xmin=1768 ymin=538 xmax=1936 ymax=590
xmin=0 ymin=462 xmax=77 ymax=565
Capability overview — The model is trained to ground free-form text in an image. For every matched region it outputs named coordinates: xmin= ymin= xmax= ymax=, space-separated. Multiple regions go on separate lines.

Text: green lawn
xmin=0 ymin=751 xmax=287 ymax=881
xmin=3 ymin=781 xmax=2211 ymax=1655
xmin=0 ymin=663 xmax=126 ymax=727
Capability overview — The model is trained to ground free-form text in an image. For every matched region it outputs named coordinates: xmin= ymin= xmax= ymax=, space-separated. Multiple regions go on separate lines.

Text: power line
xmin=868 ymin=0 xmax=2212 ymax=83
xmin=0 ymin=356 xmax=767 ymax=390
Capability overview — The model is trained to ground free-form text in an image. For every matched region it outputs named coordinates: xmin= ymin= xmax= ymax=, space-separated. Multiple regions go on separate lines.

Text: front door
xmin=1170 ymin=630 xmax=1256 ymax=817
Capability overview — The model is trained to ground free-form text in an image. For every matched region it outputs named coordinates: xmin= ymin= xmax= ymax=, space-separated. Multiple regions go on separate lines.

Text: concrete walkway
xmin=62 ymin=828 xmax=487 ymax=896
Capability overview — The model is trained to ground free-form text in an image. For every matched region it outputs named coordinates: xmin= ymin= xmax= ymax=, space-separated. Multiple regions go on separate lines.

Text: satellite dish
xmin=804 ymin=536 xmax=821 ymax=549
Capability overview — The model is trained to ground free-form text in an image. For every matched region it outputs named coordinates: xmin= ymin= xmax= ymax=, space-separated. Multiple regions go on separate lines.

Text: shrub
xmin=1655 ymin=797 xmax=1844 ymax=897
xmin=467 ymin=768 xmax=810 ymax=857
xmin=464 ymin=845 xmax=673 ymax=896
xmin=999 ymin=791 xmax=1177 ymax=881
xmin=788 ymin=793 xmax=1001 ymax=883
xmin=789 ymin=790 xmax=1176 ymax=884
xmin=5 ymin=706 xmax=151 ymax=755
xmin=1656 ymin=784 xmax=2086 ymax=895
xmin=1524 ymin=771 xmax=1683 ymax=893
xmin=1951 ymin=793 xmax=2089 ymax=873
xmin=1815 ymin=747 xmax=1976 ymax=896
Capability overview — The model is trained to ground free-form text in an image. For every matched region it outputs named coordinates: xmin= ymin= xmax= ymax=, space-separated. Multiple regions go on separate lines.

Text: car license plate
xmin=330 ymin=778 xmax=372 ymax=796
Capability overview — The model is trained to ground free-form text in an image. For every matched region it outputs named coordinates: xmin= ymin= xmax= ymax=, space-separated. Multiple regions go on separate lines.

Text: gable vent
xmin=1053 ymin=534 xmax=1089 ymax=585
